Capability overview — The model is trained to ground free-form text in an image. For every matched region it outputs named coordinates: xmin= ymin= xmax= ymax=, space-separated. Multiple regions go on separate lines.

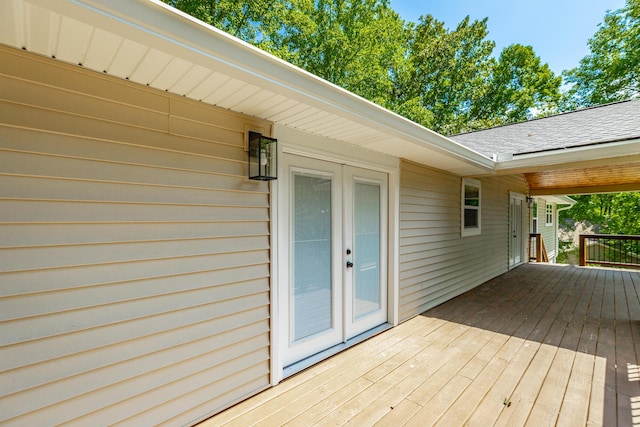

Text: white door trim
xmin=269 ymin=125 xmax=399 ymax=385
xmin=343 ymin=166 xmax=388 ymax=339
xmin=280 ymin=157 xmax=345 ymax=367
xmin=509 ymin=192 xmax=527 ymax=269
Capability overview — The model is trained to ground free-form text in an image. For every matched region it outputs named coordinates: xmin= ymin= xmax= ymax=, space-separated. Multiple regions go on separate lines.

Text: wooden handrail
xmin=579 ymin=234 xmax=640 ymax=240
xmin=529 ymin=234 xmax=548 ymax=263
xmin=579 ymin=234 xmax=640 ymax=268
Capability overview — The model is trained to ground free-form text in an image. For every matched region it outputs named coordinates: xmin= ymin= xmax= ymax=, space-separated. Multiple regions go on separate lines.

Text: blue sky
xmin=389 ymin=0 xmax=626 ymax=75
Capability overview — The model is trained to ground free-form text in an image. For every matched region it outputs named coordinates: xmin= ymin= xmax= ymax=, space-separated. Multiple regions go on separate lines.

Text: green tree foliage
xmin=391 ymin=16 xmax=562 ymax=134
xmin=161 ymin=0 xmax=287 ymax=52
xmin=563 ymin=0 xmax=640 ymax=107
xmin=396 ymin=16 xmax=495 ymax=133
xmin=277 ymin=0 xmax=407 ymax=105
xmin=560 ymin=192 xmax=640 ymax=235
xmin=474 ymin=44 xmax=562 ymax=126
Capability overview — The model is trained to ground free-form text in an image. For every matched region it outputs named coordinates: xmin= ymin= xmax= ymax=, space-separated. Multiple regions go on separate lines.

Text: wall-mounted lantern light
xmin=526 ymin=196 xmax=534 ymax=206
xmin=248 ymin=131 xmax=277 ymax=180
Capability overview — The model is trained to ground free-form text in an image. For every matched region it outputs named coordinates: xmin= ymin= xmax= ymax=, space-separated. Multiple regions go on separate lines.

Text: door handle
xmin=346 ymin=261 xmax=354 ymax=268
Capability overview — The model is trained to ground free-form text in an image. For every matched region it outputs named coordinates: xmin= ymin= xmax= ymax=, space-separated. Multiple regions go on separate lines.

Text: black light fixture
xmin=526 ymin=196 xmax=534 ymax=206
xmin=248 ymin=131 xmax=277 ymax=180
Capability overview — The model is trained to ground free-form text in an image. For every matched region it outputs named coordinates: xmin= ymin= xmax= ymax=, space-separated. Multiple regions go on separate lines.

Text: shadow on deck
xmin=201 ymin=263 xmax=640 ymax=426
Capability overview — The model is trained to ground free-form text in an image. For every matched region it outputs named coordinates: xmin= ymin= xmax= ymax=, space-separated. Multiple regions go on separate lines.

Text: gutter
xmin=494 ymin=137 xmax=640 ymax=173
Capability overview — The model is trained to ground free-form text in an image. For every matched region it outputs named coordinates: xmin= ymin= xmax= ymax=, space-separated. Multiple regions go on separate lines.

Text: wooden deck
xmin=200 ymin=264 xmax=640 ymax=426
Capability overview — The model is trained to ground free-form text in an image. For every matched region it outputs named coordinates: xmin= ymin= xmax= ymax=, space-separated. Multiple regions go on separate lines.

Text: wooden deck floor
xmin=201 ymin=264 xmax=640 ymax=426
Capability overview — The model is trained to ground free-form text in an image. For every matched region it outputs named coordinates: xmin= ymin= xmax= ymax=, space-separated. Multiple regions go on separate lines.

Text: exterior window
xmin=461 ymin=178 xmax=481 ymax=236
xmin=545 ymin=203 xmax=553 ymax=226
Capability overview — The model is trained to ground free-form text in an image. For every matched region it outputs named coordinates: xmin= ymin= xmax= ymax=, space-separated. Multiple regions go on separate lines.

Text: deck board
xmin=199 ymin=264 xmax=640 ymax=427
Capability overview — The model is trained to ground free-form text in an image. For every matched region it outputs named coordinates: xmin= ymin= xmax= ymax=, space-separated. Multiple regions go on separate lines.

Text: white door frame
xmin=343 ymin=166 xmax=389 ymax=340
xmin=269 ymin=125 xmax=399 ymax=385
xmin=509 ymin=192 xmax=527 ymax=269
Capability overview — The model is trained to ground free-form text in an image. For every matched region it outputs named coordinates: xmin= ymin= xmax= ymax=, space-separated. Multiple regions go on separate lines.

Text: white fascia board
xmin=30 ymin=0 xmax=494 ymax=172
xmin=495 ymin=138 xmax=640 ymax=172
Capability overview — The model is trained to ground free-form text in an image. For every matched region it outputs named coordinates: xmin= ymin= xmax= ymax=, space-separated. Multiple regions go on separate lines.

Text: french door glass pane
xmin=353 ymin=182 xmax=381 ymax=320
xmin=515 ymin=200 xmax=522 ymax=262
xmin=292 ymin=174 xmax=332 ymax=341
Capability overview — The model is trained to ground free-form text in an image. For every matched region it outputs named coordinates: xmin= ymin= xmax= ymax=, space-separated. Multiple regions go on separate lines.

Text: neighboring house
xmin=0 ymin=1 xmax=639 ymax=426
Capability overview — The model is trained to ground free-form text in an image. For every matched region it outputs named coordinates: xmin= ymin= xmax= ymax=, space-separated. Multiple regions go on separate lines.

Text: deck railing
xmin=579 ymin=234 xmax=640 ymax=269
xmin=529 ymin=234 xmax=549 ymax=262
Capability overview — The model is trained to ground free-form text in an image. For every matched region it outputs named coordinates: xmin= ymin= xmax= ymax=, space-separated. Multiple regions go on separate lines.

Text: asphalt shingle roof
xmin=449 ymin=99 xmax=640 ymax=159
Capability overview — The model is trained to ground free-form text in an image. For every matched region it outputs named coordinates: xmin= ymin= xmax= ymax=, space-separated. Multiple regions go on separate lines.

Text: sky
xmin=390 ymin=0 xmax=626 ymax=76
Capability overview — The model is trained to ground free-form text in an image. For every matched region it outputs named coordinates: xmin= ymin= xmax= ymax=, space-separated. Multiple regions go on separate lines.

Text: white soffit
xmin=0 ymin=0 xmax=494 ymax=176
xmin=536 ymin=195 xmax=577 ymax=205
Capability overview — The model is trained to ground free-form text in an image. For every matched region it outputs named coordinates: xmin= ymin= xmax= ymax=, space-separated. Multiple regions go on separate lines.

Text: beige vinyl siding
xmin=537 ymin=199 xmax=557 ymax=261
xmin=399 ymin=160 xmax=529 ymax=321
xmin=0 ymin=46 xmax=271 ymax=426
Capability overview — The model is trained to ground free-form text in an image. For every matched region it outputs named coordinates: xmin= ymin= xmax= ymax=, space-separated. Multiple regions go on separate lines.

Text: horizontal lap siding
xmin=537 ymin=199 xmax=557 ymax=260
xmin=399 ymin=160 xmax=528 ymax=321
xmin=0 ymin=47 xmax=271 ymax=426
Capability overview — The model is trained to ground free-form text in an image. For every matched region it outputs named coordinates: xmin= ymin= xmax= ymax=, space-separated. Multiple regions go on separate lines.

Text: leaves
xmin=162 ymin=0 xmax=288 ymax=51
xmin=563 ymin=0 xmax=640 ymax=107
xmin=560 ymin=192 xmax=640 ymax=236
xmin=279 ymin=0 xmax=407 ymax=104
xmin=397 ymin=16 xmax=563 ymax=134
xmin=397 ymin=15 xmax=495 ymax=133
xmin=476 ymin=44 xmax=562 ymax=124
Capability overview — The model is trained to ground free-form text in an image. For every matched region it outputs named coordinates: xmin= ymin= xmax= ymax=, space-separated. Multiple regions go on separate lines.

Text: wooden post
xmin=540 ymin=238 xmax=549 ymax=262
xmin=579 ymin=235 xmax=586 ymax=266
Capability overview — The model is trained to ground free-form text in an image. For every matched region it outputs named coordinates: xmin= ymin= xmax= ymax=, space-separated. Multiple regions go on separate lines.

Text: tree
xmin=607 ymin=193 xmax=640 ymax=236
xmin=560 ymin=192 xmax=640 ymax=235
xmin=394 ymin=16 xmax=562 ymax=134
xmin=278 ymin=0 xmax=407 ymax=105
xmin=161 ymin=0 xmax=288 ymax=52
xmin=563 ymin=0 xmax=640 ymax=108
xmin=473 ymin=44 xmax=562 ymax=126
xmin=396 ymin=15 xmax=495 ymax=134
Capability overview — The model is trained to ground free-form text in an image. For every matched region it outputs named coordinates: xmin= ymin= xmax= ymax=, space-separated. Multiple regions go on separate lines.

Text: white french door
xmin=344 ymin=167 xmax=388 ymax=338
xmin=281 ymin=155 xmax=388 ymax=367
xmin=510 ymin=193 xmax=526 ymax=268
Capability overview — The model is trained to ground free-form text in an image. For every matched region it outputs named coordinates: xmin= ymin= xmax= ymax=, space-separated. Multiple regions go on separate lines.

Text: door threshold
xmin=509 ymin=261 xmax=525 ymax=270
xmin=283 ymin=323 xmax=393 ymax=379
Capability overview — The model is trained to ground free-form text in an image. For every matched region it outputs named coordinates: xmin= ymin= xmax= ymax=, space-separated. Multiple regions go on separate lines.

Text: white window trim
xmin=545 ymin=202 xmax=554 ymax=226
xmin=461 ymin=178 xmax=481 ymax=237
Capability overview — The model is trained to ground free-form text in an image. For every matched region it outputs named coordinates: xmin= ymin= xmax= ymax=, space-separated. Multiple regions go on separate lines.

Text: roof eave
xmin=18 ymin=0 xmax=494 ymax=174
xmin=494 ymin=137 xmax=640 ymax=173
